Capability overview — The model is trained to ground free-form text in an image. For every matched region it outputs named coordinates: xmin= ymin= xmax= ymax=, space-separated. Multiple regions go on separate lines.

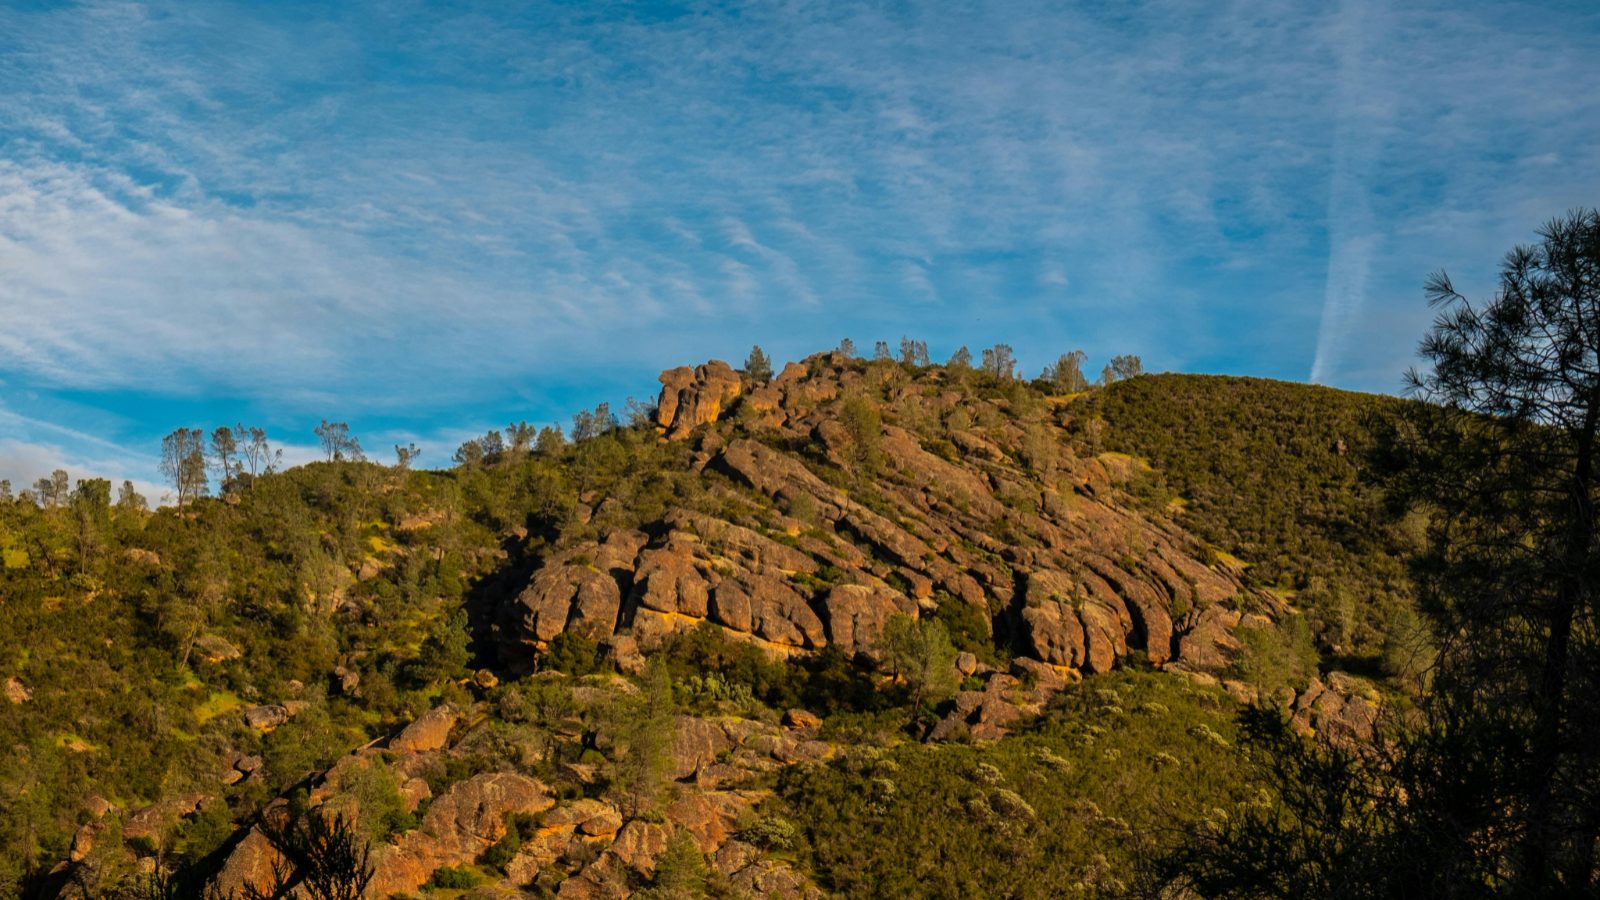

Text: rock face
xmin=655 ymin=360 xmax=743 ymax=440
xmin=210 ymin=690 xmax=829 ymax=899
xmin=500 ymin=353 xmax=1275 ymax=685
xmin=3 ymin=677 xmax=29 ymax=705
xmin=389 ymin=702 xmax=458 ymax=754
xmin=368 ymin=773 xmax=554 ymax=897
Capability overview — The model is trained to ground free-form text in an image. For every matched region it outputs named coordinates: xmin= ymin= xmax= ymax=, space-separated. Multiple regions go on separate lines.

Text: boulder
xmin=368 ymin=773 xmax=554 ymax=897
xmin=655 ymin=361 xmax=743 ymax=440
xmin=605 ymin=820 xmax=670 ymax=876
xmin=331 ymin=665 xmax=361 ymax=695
xmin=3 ymin=677 xmax=29 ymax=705
xmin=671 ymin=716 xmax=734 ymax=781
xmin=209 ymin=827 xmax=281 ymax=899
xmin=193 ymin=634 xmax=242 ymax=664
xmin=628 ymin=544 xmax=711 ymax=618
xmin=242 ymin=705 xmax=292 ymax=731
xmin=514 ymin=555 xmax=624 ymax=644
xmin=390 ymin=703 xmax=458 ymax=754
xmin=1017 ymin=571 xmax=1086 ymax=668
xmin=783 ymin=708 xmax=823 ymax=730
xmin=819 ymin=583 xmax=916 ymax=658
xmin=713 ymin=574 xmax=825 ymax=649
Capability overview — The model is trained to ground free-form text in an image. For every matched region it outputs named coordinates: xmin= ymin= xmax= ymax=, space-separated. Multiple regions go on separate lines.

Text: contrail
xmin=1310 ymin=0 xmax=1382 ymax=385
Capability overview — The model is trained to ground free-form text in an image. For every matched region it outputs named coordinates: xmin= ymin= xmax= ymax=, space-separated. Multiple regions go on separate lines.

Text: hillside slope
xmin=0 ymin=355 xmax=1418 ymax=898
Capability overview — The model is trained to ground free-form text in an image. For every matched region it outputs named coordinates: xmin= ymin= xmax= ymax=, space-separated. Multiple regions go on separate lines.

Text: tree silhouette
xmin=1398 ymin=208 xmax=1600 ymax=889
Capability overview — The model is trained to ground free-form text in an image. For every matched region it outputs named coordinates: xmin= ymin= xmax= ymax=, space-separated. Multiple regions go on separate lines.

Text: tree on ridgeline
xmin=1041 ymin=350 xmax=1089 ymax=392
xmin=314 ymin=421 xmax=364 ymax=462
xmin=116 ymin=480 xmax=146 ymax=514
xmin=211 ymin=426 xmax=238 ymax=489
xmin=570 ymin=403 xmax=617 ymax=442
xmin=505 ymin=421 xmax=537 ymax=458
xmin=948 ymin=346 xmax=973 ymax=371
xmin=837 ymin=337 xmax=857 ymax=359
xmin=980 ymin=344 xmax=1016 ymax=380
xmin=899 ymin=336 xmax=930 ymax=368
xmin=32 ymin=470 xmax=69 ymax=508
xmin=535 ymin=425 xmax=566 ymax=456
xmin=873 ymin=340 xmax=892 ymax=362
xmin=160 ymin=428 xmax=208 ymax=509
xmin=744 ymin=345 xmax=774 ymax=384
xmin=70 ymin=478 xmax=110 ymax=573
xmin=394 ymin=443 xmax=421 ymax=470
xmin=239 ymin=425 xmax=280 ymax=483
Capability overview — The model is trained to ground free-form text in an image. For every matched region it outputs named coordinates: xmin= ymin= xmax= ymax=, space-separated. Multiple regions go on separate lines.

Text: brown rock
xmin=1176 ymin=605 xmax=1243 ymax=671
xmin=715 ymin=574 xmax=825 ymax=648
xmin=671 ymin=716 xmax=734 ymax=780
xmin=242 ymin=704 xmax=291 ymax=731
xmin=819 ymin=583 xmax=916 ymax=658
xmin=1018 ymin=571 xmax=1086 ymax=668
xmin=666 ymin=790 xmax=752 ymax=851
xmin=629 ymin=545 xmax=711 ymax=618
xmin=514 ymin=555 xmax=624 ymax=645
xmin=69 ymin=822 xmax=105 ymax=862
xmin=665 ymin=509 xmax=817 ymax=574
xmin=124 ymin=793 xmax=206 ymax=848
xmin=3 ymin=677 xmax=29 ymax=705
xmin=368 ymin=773 xmax=554 ymax=897
xmin=123 ymin=547 xmax=162 ymax=565
xmin=193 ymin=634 xmax=242 ymax=664
xmin=714 ymin=840 xmax=761 ymax=876
xmin=783 ymin=708 xmax=823 ymax=729
xmin=209 ymin=827 xmax=281 ymax=899
xmin=655 ymin=360 xmax=743 ymax=440
xmin=603 ymin=634 xmax=646 ymax=675
xmin=332 ymin=665 xmax=361 ymax=695
xmin=730 ymin=859 xmax=823 ymax=899
xmin=390 ymin=703 xmax=458 ymax=754
xmin=605 ymin=820 xmax=670 ymax=875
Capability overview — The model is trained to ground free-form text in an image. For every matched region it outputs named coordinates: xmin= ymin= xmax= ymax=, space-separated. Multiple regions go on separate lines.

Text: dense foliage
xmin=1076 ymin=375 xmax=1421 ymax=666
xmin=773 ymin=670 xmax=1250 ymax=898
xmin=0 ymin=423 xmax=693 ymax=895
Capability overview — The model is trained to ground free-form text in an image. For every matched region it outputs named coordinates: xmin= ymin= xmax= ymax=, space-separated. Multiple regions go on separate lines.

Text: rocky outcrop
xmin=499 ymin=353 xmax=1270 ymax=683
xmin=655 ymin=360 xmax=742 ymax=440
xmin=3 ymin=677 xmax=29 ymax=705
xmin=389 ymin=702 xmax=458 ymax=754
xmin=820 ymin=583 xmax=917 ymax=659
xmin=514 ymin=549 xmax=627 ymax=645
xmin=1290 ymin=672 xmax=1381 ymax=746
xmin=368 ymin=773 xmax=554 ymax=897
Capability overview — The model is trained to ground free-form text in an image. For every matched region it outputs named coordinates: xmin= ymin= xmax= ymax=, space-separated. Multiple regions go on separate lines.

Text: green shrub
xmin=428 ymin=864 xmax=482 ymax=889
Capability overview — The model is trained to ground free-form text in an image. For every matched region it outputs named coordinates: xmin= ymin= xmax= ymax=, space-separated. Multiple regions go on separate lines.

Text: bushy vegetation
xmin=771 ymin=670 xmax=1251 ymax=897
xmin=0 ymin=415 xmax=696 ymax=895
xmin=1076 ymin=375 xmax=1419 ymax=665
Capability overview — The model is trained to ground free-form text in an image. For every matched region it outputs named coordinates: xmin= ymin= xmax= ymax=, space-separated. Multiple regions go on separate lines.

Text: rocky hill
xmin=2 ymin=352 xmax=1415 ymax=898
xmin=498 ymin=353 xmax=1269 ymax=687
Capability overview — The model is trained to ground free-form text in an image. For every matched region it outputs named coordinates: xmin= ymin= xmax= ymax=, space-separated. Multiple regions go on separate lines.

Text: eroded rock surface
xmin=499 ymin=354 xmax=1274 ymax=683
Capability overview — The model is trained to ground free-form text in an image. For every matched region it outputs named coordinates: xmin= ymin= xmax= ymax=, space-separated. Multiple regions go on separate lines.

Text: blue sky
xmin=1 ymin=0 xmax=1597 ymax=499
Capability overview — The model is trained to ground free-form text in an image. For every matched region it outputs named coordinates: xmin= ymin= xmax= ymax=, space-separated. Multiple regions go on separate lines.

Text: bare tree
xmin=314 ymin=420 xmax=364 ymax=462
xmin=394 ymin=443 xmax=421 ymax=470
xmin=980 ymin=344 xmax=1016 ymax=380
xmin=160 ymin=429 xmax=208 ymax=509
xmin=239 ymin=425 xmax=279 ymax=484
